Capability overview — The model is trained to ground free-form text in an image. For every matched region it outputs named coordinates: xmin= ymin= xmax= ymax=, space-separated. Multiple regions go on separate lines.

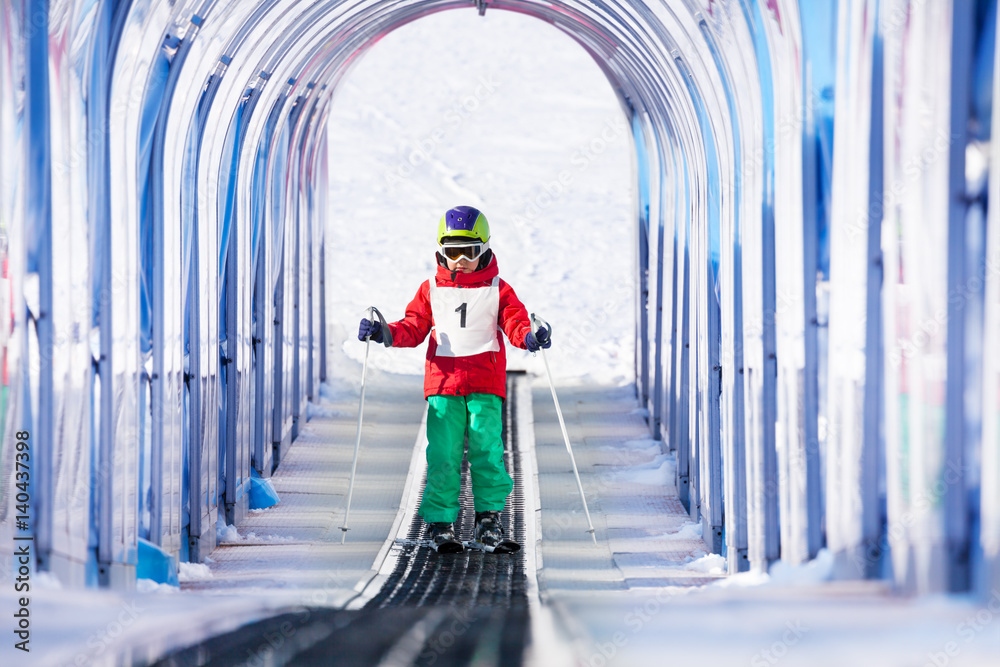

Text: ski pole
xmin=341 ymin=306 xmax=392 ymax=543
xmin=531 ymin=313 xmax=597 ymax=544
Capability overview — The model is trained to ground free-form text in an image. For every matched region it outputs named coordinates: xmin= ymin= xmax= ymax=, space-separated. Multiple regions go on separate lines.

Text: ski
xmin=465 ymin=539 xmax=521 ymax=554
xmin=432 ymin=537 xmax=465 ymax=554
xmin=394 ymin=537 xmax=464 ymax=554
xmin=393 ymin=537 xmax=519 ymax=554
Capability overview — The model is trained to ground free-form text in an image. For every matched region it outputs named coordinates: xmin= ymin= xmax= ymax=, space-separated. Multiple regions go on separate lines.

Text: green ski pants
xmin=418 ymin=393 xmax=513 ymax=524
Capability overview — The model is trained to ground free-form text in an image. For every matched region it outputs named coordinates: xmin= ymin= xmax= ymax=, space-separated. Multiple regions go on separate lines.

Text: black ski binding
xmin=427 ymin=523 xmax=464 ymax=554
xmin=468 ymin=511 xmax=520 ymax=554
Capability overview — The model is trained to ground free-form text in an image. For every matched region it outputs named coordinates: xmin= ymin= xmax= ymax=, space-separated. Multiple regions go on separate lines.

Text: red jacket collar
xmin=435 ymin=254 xmax=499 ymax=286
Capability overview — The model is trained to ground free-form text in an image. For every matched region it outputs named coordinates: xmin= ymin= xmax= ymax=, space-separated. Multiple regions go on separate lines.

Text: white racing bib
xmin=429 ymin=276 xmax=501 ymax=357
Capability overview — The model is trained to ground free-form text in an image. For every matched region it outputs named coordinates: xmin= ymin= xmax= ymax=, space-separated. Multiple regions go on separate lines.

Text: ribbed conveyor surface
xmin=153 ymin=375 xmax=531 ymax=667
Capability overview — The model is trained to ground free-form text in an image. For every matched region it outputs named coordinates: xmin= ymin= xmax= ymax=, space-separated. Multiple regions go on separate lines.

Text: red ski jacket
xmin=386 ymin=255 xmax=532 ymax=400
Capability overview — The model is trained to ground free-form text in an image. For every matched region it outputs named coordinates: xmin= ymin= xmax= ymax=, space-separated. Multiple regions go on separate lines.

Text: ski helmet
xmin=437 ymin=206 xmax=490 ymax=244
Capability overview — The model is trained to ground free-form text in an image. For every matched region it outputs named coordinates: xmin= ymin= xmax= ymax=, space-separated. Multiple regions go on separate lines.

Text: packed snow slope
xmin=325 ymin=9 xmax=635 ymax=387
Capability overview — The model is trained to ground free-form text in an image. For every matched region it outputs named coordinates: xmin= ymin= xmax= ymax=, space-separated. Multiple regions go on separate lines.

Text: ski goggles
xmin=439 ymin=240 xmax=488 ymax=262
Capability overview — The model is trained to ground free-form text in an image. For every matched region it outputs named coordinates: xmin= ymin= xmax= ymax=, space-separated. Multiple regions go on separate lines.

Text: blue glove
xmin=358 ymin=318 xmax=383 ymax=343
xmin=525 ymin=326 xmax=551 ymax=352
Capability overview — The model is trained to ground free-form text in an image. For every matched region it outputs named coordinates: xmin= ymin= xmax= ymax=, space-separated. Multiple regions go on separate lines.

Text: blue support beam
xmin=945 ymin=0 xmax=977 ymax=593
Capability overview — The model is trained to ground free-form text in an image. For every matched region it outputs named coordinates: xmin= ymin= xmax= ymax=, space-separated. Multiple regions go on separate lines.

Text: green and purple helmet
xmin=437 ymin=205 xmax=490 ymax=244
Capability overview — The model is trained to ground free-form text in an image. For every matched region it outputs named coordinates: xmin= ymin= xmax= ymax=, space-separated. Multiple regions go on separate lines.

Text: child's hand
xmin=358 ymin=318 xmax=383 ymax=343
xmin=525 ymin=326 xmax=551 ymax=352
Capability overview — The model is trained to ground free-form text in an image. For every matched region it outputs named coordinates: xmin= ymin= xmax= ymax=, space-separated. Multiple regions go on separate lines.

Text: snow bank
xmin=216 ymin=520 xmax=241 ymax=543
xmin=671 ymin=522 xmax=703 ymax=540
xmin=306 ymin=403 xmax=344 ymax=419
xmin=36 ymin=572 xmax=64 ymax=590
xmin=769 ymin=548 xmax=836 ymax=585
xmin=318 ymin=382 xmax=339 ymax=401
xmin=711 ymin=570 xmax=772 ymax=588
xmin=610 ymin=453 xmax=676 ymax=487
xmin=177 ymin=563 xmax=214 ymax=582
xmin=622 ymin=438 xmax=661 ymax=450
xmin=685 ymin=553 xmax=727 ymax=574
xmin=241 ymin=532 xmax=294 ymax=544
xmin=598 ymin=439 xmax=660 ymax=456
xmin=216 ymin=520 xmax=294 ymax=545
xmin=136 ymin=579 xmax=179 ymax=594
xmin=711 ymin=549 xmax=836 ymax=588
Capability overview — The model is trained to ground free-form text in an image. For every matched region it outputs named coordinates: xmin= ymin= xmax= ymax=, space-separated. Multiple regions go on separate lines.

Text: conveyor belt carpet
xmin=154 ymin=374 xmax=532 ymax=667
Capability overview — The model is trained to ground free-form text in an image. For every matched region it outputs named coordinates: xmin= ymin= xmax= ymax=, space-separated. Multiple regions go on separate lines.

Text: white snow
xmin=325 ymin=9 xmax=633 ymax=390
xmin=136 ymin=579 xmax=180 ymax=594
xmin=622 ymin=438 xmax=661 ymax=449
xmin=685 ymin=553 xmax=727 ymax=574
xmin=768 ymin=548 xmax=837 ymax=585
xmin=177 ymin=563 xmax=213 ymax=583
xmin=240 ymin=532 xmax=294 ymax=544
xmin=709 ymin=569 xmax=772 ymax=588
xmin=671 ymin=522 xmax=704 ymax=540
xmin=609 ymin=453 xmax=677 ymax=488
xmin=215 ymin=519 xmax=241 ymax=543
xmin=305 ymin=402 xmax=344 ymax=419
xmin=215 ymin=518 xmax=293 ymax=545
xmin=712 ymin=549 xmax=837 ymax=588
xmin=35 ymin=571 xmax=64 ymax=590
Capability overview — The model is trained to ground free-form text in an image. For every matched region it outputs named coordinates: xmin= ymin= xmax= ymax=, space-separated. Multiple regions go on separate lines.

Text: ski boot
xmin=427 ymin=522 xmax=464 ymax=554
xmin=471 ymin=511 xmax=520 ymax=554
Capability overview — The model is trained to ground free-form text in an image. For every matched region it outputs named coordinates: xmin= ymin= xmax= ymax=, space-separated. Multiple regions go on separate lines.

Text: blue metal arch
xmin=4 ymin=0 xmax=994 ymax=601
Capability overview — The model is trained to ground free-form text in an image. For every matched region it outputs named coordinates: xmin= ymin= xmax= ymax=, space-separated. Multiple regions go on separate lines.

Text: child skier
xmin=358 ymin=205 xmax=551 ymax=553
